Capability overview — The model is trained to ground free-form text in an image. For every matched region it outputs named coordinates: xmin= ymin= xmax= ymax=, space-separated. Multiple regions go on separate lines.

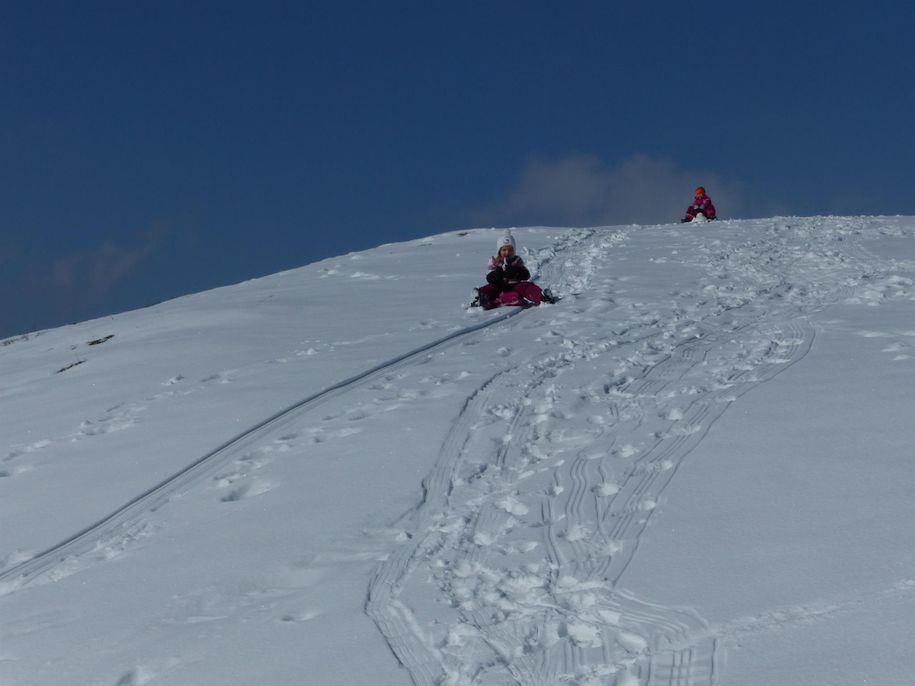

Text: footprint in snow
xmin=214 ymin=449 xmax=274 ymax=490
xmin=4 ymin=439 xmax=53 ymax=462
xmin=419 ymin=371 xmax=471 ymax=386
xmin=200 ymin=370 xmax=236 ymax=384
xmin=115 ymin=666 xmax=155 ymax=686
xmin=307 ymin=426 xmax=363 ymax=444
xmin=593 ymin=482 xmax=620 ymax=497
xmin=220 ymin=478 xmax=276 ymax=503
xmin=613 ymin=444 xmax=639 ymax=459
xmin=562 ymin=524 xmax=591 ymax=542
xmin=78 ymin=409 xmax=139 ymax=436
xmin=664 ymin=407 xmax=685 ymax=421
xmin=880 ymin=340 xmax=913 ymax=360
xmin=273 ymin=433 xmax=300 ymax=450
xmin=496 ymin=495 xmax=529 ymax=517
xmin=280 ymin=609 xmax=322 ymax=623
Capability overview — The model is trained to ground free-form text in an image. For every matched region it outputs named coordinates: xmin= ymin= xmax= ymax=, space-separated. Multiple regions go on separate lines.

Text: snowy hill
xmin=2 ymin=217 xmax=914 ymax=686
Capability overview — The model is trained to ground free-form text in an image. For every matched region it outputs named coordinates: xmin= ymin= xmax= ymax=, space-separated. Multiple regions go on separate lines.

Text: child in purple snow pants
xmin=682 ymin=186 xmax=716 ymax=222
xmin=476 ymin=231 xmax=544 ymax=309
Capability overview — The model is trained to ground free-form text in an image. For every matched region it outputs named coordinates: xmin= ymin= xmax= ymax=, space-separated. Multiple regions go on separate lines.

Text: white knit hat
xmin=496 ymin=231 xmax=516 ymax=251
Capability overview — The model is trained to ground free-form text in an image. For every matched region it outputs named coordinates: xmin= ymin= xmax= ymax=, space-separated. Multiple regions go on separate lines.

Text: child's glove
xmin=486 ymin=267 xmax=505 ymax=285
xmin=504 ymin=266 xmax=524 ymax=280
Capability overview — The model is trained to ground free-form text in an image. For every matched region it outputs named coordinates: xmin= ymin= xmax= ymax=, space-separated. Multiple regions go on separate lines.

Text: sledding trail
xmin=0 ymin=228 xmax=609 ymax=599
xmin=0 ymin=318 xmax=494 ymax=591
xmin=0 ymin=232 xmax=606 ymax=595
xmin=367 ymin=218 xmax=893 ymax=686
xmin=366 ymin=228 xmax=627 ymax=684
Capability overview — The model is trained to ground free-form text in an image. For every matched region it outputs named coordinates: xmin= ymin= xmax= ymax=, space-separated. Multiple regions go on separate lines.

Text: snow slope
xmin=1 ymin=217 xmax=914 ymax=686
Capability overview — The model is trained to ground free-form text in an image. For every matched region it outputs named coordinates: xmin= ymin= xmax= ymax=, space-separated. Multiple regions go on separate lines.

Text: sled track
xmin=5 ymin=219 xmax=895 ymax=681
xmin=365 ymin=313 xmax=816 ymax=686
xmin=364 ymin=219 xmax=891 ymax=686
xmin=0 ymin=228 xmax=598 ymax=593
xmin=0 ymin=321 xmax=532 ymax=590
xmin=365 ymin=228 xmax=627 ymax=686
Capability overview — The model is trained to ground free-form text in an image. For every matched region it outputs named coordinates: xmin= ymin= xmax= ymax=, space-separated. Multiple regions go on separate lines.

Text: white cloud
xmin=475 ymin=153 xmax=744 ymax=226
xmin=45 ymin=241 xmax=153 ymax=296
xmin=25 ymin=225 xmax=171 ymax=321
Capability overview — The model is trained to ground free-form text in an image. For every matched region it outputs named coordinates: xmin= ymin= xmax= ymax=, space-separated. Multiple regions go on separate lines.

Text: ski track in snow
xmin=0 ymin=229 xmax=596 ymax=596
xmin=0 ymin=320 xmax=521 ymax=591
xmin=0 ymin=369 xmax=243 ymax=471
xmin=366 ymin=218 xmax=905 ymax=686
xmin=1 ymin=218 xmax=910 ymax=685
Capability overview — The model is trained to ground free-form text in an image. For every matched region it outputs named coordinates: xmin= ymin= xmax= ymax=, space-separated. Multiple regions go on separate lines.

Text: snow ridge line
xmin=0 ymin=309 xmax=528 ymax=593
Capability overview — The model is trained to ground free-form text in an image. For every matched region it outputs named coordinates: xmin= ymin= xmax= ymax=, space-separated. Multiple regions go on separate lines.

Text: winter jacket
xmin=684 ymin=194 xmax=716 ymax=221
xmin=486 ymin=254 xmax=530 ymax=285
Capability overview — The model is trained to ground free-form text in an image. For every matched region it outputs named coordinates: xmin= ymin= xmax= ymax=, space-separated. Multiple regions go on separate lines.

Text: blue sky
xmin=2 ymin=1 xmax=914 ymax=338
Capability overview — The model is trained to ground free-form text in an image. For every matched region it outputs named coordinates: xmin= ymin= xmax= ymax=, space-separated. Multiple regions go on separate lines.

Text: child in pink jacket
xmin=682 ymin=186 xmax=717 ymax=222
xmin=474 ymin=232 xmax=554 ymax=309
